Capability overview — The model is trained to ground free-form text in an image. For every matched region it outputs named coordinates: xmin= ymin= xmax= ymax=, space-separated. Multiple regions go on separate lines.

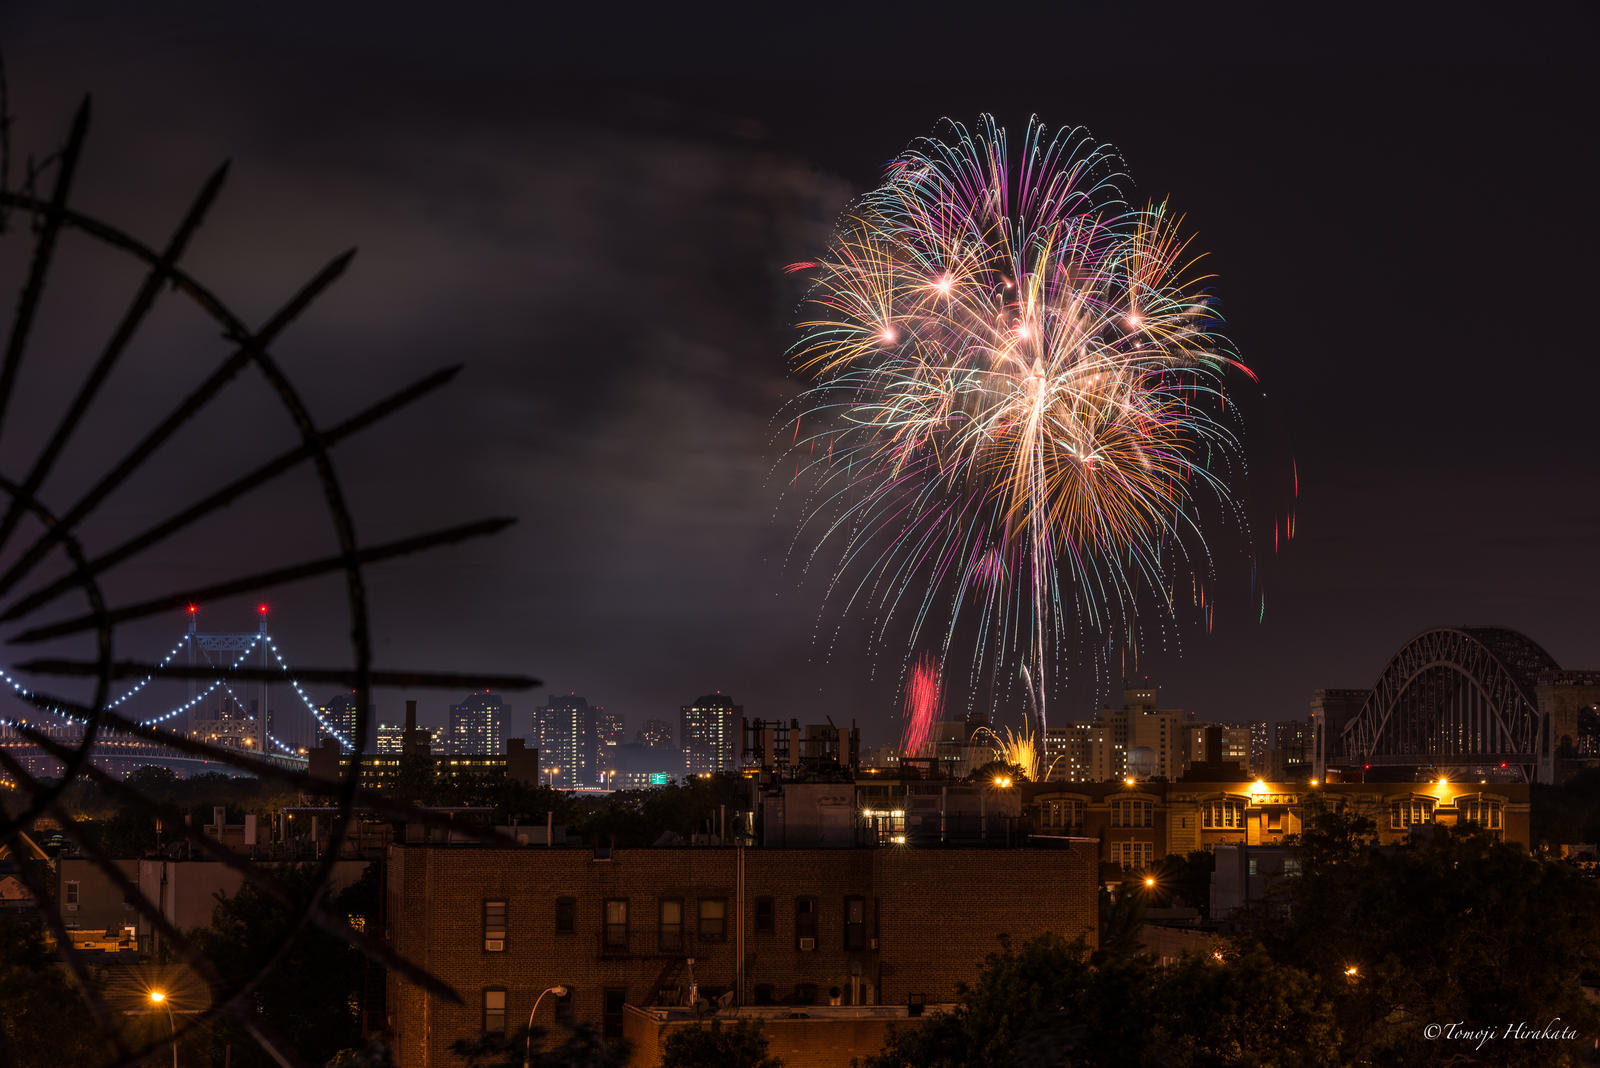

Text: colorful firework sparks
xmin=971 ymin=724 xmax=1043 ymax=782
xmin=784 ymin=116 xmax=1261 ymax=754
xmin=900 ymin=652 xmax=943 ymax=758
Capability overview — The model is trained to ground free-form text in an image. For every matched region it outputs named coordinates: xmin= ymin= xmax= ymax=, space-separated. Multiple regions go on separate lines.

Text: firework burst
xmin=900 ymin=652 xmax=943 ymax=758
xmin=785 ymin=116 xmax=1260 ymax=761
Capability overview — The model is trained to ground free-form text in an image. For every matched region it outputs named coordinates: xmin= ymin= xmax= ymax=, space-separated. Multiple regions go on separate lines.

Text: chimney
xmin=405 ymin=699 xmax=418 ymax=730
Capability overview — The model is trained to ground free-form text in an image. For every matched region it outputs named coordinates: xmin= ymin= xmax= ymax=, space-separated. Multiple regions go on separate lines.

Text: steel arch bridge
xmin=1336 ymin=626 xmax=1559 ymax=783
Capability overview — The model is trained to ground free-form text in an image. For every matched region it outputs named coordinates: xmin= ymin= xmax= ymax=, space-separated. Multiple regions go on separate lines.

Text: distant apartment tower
xmin=1269 ymin=718 xmax=1315 ymax=779
xmin=1181 ymin=724 xmax=1251 ymax=773
xmin=636 ymin=718 xmax=674 ymax=749
xmin=449 ymin=691 xmax=509 ymax=755
xmin=1247 ymin=720 xmax=1272 ymax=774
xmin=1097 ymin=688 xmax=1183 ymax=781
xmin=928 ymin=719 xmax=987 ymax=777
xmin=536 ymin=694 xmax=600 ymax=788
xmin=317 ymin=692 xmax=362 ymax=748
xmin=680 ymin=692 xmax=740 ymax=776
xmin=594 ymin=709 xmax=624 ymax=784
xmin=1044 ymin=723 xmax=1113 ymax=782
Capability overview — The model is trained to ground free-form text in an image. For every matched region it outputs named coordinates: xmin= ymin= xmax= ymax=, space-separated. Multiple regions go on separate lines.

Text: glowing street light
xmin=525 ymin=985 xmax=569 ymax=1067
xmin=148 ymin=990 xmax=177 ymax=1068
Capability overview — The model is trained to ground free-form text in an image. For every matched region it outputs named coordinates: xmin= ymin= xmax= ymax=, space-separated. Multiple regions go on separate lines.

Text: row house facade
xmin=1023 ymin=777 xmax=1531 ymax=873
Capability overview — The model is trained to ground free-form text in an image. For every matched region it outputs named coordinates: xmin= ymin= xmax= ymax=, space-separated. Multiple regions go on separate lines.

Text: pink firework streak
xmin=901 ymin=653 xmax=942 ymax=758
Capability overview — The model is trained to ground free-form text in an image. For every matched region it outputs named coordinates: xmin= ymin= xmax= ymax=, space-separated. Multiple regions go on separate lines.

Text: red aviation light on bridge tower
xmin=187 ymin=604 xmax=197 ymax=615
xmin=258 ymin=604 xmax=269 ymax=615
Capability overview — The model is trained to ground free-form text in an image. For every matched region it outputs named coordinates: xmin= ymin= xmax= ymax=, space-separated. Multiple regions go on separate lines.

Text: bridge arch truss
xmin=1338 ymin=627 xmax=1558 ymax=783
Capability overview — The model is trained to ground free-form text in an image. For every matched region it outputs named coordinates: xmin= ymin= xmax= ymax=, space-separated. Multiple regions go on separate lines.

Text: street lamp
xmin=149 ymin=990 xmax=177 ymax=1068
xmin=524 ymin=984 xmax=568 ymax=1068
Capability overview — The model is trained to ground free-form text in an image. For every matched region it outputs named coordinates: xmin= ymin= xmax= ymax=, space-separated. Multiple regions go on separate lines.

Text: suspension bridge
xmin=1 ymin=607 xmax=358 ymax=778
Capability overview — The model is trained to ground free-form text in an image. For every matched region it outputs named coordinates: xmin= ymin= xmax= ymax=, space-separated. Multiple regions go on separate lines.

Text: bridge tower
xmin=184 ymin=606 xmax=274 ymax=754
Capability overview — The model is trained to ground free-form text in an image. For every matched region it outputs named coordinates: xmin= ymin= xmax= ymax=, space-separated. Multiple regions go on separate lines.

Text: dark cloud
xmin=1 ymin=7 xmax=1595 ymax=746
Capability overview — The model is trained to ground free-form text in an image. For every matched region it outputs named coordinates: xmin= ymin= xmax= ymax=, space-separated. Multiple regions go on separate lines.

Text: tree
xmin=189 ymin=862 xmax=378 ymax=1066
xmin=966 ymin=760 xmax=1028 ymax=785
xmin=866 ymin=933 xmax=1153 ymax=1068
xmin=659 ymin=1019 xmax=781 ymax=1068
xmin=0 ymin=912 xmax=106 ymax=1065
xmin=448 ymin=1023 xmax=627 ymax=1068
xmin=1243 ymin=803 xmax=1600 ymax=1066
xmin=864 ymin=932 xmax=1341 ymax=1068
xmin=1148 ymin=945 xmax=1341 ymax=1066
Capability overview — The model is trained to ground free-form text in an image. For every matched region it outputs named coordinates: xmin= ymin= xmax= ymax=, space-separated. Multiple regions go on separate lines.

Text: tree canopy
xmin=659 ymin=1019 xmax=781 ymax=1068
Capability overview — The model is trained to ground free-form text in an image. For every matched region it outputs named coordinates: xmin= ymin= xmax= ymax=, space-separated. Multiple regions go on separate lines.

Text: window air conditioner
xmin=484 ymin=939 xmax=505 ymax=952
xmin=66 ymin=904 xmax=78 ymax=912
xmin=798 ymin=937 xmax=816 ymax=951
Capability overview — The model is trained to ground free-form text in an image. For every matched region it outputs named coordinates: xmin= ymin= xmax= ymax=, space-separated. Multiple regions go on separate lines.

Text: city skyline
xmin=1 ymin=8 xmax=1593 ymax=750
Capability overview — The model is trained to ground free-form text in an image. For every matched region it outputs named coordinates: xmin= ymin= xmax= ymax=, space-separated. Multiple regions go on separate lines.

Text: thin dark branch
xmin=0 ymin=248 xmax=355 ymax=601
xmin=0 ymin=96 xmax=87 ymax=441
xmin=1 ymin=364 xmax=463 ymax=622
xmin=10 ymin=516 xmax=513 ymax=643
xmin=0 ymin=161 xmax=229 ymax=557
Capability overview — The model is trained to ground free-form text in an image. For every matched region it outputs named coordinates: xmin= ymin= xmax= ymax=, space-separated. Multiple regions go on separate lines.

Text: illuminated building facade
xmin=680 ymin=692 xmax=739 ymax=776
xmin=536 ymin=693 xmax=600 ymax=787
xmin=449 ymin=691 xmax=508 ymax=757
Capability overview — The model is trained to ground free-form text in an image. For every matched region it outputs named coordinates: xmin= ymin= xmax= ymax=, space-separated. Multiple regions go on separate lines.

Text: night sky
xmin=2 ymin=5 xmax=1595 ymax=747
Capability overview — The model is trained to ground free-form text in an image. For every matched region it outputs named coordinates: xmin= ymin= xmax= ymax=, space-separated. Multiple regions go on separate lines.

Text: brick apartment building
xmin=384 ymin=843 xmax=1096 ymax=1066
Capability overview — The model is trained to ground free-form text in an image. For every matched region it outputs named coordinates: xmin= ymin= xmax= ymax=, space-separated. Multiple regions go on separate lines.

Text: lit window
xmin=1202 ymin=801 xmax=1244 ymax=830
xmin=1390 ymin=799 xmax=1434 ymax=829
xmin=1112 ymin=841 xmax=1154 ymax=869
xmin=698 ymin=898 xmax=726 ymax=942
xmin=604 ymin=899 xmax=629 ymax=950
xmin=1039 ymin=798 xmax=1084 ymax=831
xmin=483 ymin=988 xmax=507 ymax=1034
xmin=483 ymin=900 xmax=507 ymax=951
xmin=1111 ymin=800 xmax=1152 ymax=828
xmin=1460 ymin=799 xmax=1503 ymax=832
xmin=659 ymin=899 xmax=683 ymax=952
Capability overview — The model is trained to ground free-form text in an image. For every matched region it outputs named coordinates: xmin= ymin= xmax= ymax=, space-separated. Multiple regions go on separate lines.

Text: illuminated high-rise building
xmin=680 ymin=692 xmax=740 ymax=776
xmin=595 ymin=709 xmax=624 ymax=784
xmin=1096 ymin=688 xmax=1183 ymax=781
xmin=449 ymin=691 xmax=509 ymax=756
xmin=535 ymin=694 xmax=600 ymax=787
xmin=318 ymin=692 xmax=362 ymax=748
